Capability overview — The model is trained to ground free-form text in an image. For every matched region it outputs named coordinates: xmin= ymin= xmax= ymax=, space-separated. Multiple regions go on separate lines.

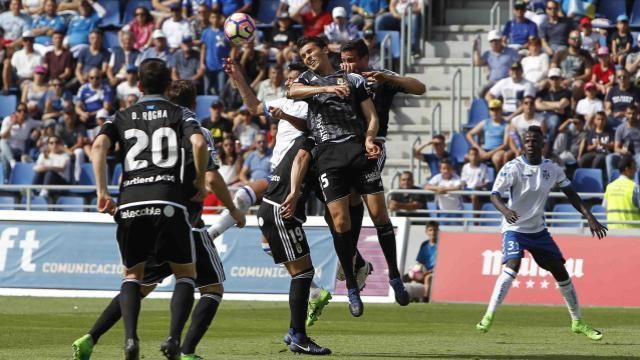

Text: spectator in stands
xmin=350 ymin=0 xmax=387 ymax=30
xmin=5 ymin=31 xmax=43 ymax=92
xmin=162 ymin=3 xmax=192 ymax=51
xmin=239 ymin=133 xmax=272 ymax=183
xmin=553 ymin=115 xmax=587 ymax=167
xmin=56 ymin=105 xmax=88 ymax=182
xmin=473 ymin=30 xmax=520 ymax=96
xmin=466 ymin=99 xmax=510 ymax=171
xmin=66 ymin=0 xmax=106 ymax=54
xmin=579 ymin=16 xmax=599 ymax=55
xmin=324 ymin=7 xmax=359 ymax=52
xmin=21 ymin=65 xmax=49 ymax=118
xmin=32 ymin=134 xmax=71 ymax=197
xmin=86 ymin=108 xmax=109 ymax=142
xmin=22 ymin=0 xmax=44 ymax=15
xmin=75 ymin=68 xmax=113 ymax=128
xmin=238 ymin=40 xmax=267 ymax=90
xmin=291 ymin=0 xmax=332 ymax=37
xmin=137 ymin=30 xmax=174 ymax=66
xmin=521 ymin=37 xmax=549 ymax=86
xmin=271 ymin=12 xmax=299 ymax=51
xmin=43 ymin=31 xmax=73 ymax=85
xmin=502 ymin=0 xmax=538 ymax=51
xmin=233 ymin=106 xmax=259 ymax=151
xmin=0 ymin=103 xmax=42 ymax=182
xmin=171 ymin=35 xmax=205 ymax=89
xmin=363 ymin=29 xmax=381 ymax=68
xmin=42 ymin=77 xmax=71 ymax=121
xmin=213 ymin=0 xmax=252 ymax=17
xmin=413 ymin=134 xmax=457 ymax=177
xmin=201 ymin=10 xmax=229 ymax=96
xmin=424 ymin=158 xmax=464 ymax=214
xmin=218 ymin=136 xmax=243 ymax=185
xmin=603 ymin=155 xmax=640 ymax=229
xmin=129 ymin=6 xmax=155 ymax=50
xmin=115 ymin=65 xmax=142 ymax=109
xmin=605 ymin=68 xmax=640 ymax=129
xmin=626 ymin=35 xmax=640 ymax=86
xmin=376 ymin=0 xmax=421 ymax=54
xmin=256 ymin=64 xmax=285 ymax=103
xmin=0 ymin=0 xmax=32 ymax=46
xmin=76 ymin=29 xmax=110 ymax=85
xmin=202 ymin=98 xmax=232 ymax=139
xmin=611 ymin=15 xmax=632 ymax=65
xmin=540 ymin=0 xmax=572 ymax=55
xmin=150 ymin=0 xmax=180 ymax=15
xmin=551 ymin=30 xmax=593 ymax=101
xmin=32 ymin=121 xmax=55 ymax=160
xmin=535 ymin=67 xmax=571 ymax=144
xmin=461 ymin=147 xmax=493 ymax=215
xmin=592 ymin=47 xmax=614 ymax=95
xmin=525 ymin=1 xmax=547 ymax=28
xmin=189 ymin=4 xmax=210 ymax=46
xmin=606 ymin=104 xmax=640 ymax=181
xmin=578 ymin=111 xmax=612 ymax=173
xmin=220 ymin=78 xmax=243 ymax=114
xmin=509 ymin=95 xmax=546 ymax=155
xmin=31 ymin=0 xmax=65 ymax=49
xmin=106 ymin=30 xmax=140 ymax=87
xmin=486 ymin=61 xmax=536 ymax=118
xmin=576 ymin=82 xmax=603 ymax=123
xmin=388 ymin=171 xmax=427 ymax=215
xmin=403 ymin=221 xmax=438 ymax=302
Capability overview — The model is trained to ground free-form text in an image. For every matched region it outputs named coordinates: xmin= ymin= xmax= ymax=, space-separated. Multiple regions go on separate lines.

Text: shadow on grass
xmin=338 ymin=354 xmax=638 ymax=359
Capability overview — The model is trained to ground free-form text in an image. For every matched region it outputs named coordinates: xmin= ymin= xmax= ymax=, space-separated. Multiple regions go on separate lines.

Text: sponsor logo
xmin=481 ymin=250 xmax=584 ymax=278
xmin=163 ymin=205 xmax=175 ymax=217
xmin=542 ymin=169 xmax=550 ymax=180
xmin=363 ymin=170 xmax=381 ymax=183
xmin=0 ymin=228 xmax=39 ymax=272
xmin=122 ymin=174 xmax=176 ymax=187
xmin=120 ymin=207 xmax=162 ymax=219
xmin=270 ymin=175 xmax=281 ymax=182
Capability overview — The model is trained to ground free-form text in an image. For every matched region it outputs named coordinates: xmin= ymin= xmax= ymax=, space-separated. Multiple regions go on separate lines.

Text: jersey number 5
xmin=124 ymin=128 xmax=178 ymax=171
xmin=320 ymin=173 xmax=329 ymax=188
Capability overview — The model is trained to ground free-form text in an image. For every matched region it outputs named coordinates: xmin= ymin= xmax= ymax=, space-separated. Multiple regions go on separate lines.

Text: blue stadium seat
xmin=448 ymin=132 xmax=469 ymax=164
xmin=0 ymin=95 xmax=17 ymax=119
xmin=633 ymin=1 xmax=640 ymax=26
xmin=551 ymin=204 xmax=583 ymax=227
xmin=89 ymin=197 xmax=97 ymax=212
xmin=426 ymin=201 xmax=437 ymax=218
xmin=122 ymin=0 xmax=151 ymax=25
xmin=98 ymin=0 xmax=121 ymax=27
xmin=596 ymin=0 xmax=626 ymax=23
xmin=609 ymin=169 xmax=620 ymax=182
xmin=572 ymin=168 xmax=604 ymax=193
xmin=103 ymin=30 xmax=120 ymax=50
xmin=480 ymin=202 xmax=502 ymax=227
xmin=111 ymin=163 xmax=122 ymax=185
xmin=0 ymin=196 xmax=16 ymax=210
xmin=256 ymin=0 xmax=279 ymax=24
xmin=9 ymin=163 xmax=35 ymax=192
xmin=21 ymin=196 xmax=48 ymax=211
xmin=56 ymin=196 xmax=85 ymax=212
xmin=195 ymin=95 xmax=219 ymax=122
xmin=464 ymin=98 xmax=490 ymax=130
xmin=71 ymin=163 xmax=96 ymax=194
xmin=591 ymin=204 xmax=606 ymax=222
xmin=376 ymin=31 xmax=401 ymax=59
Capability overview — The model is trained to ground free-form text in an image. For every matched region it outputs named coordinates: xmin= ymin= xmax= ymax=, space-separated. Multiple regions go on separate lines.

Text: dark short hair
xmin=296 ymin=36 xmax=327 ymax=51
xmin=526 ymin=125 xmax=544 ymax=136
xmin=167 ymin=80 xmax=197 ymax=109
xmin=341 ymin=39 xmax=369 ymax=58
xmin=138 ymin=58 xmax=170 ymax=95
xmin=287 ymin=62 xmax=307 ymax=73
xmin=468 ymin=147 xmax=479 ymax=154
xmin=433 ymin=134 xmax=445 ymax=142
xmin=426 ymin=221 xmax=439 ymax=230
xmin=618 ymin=155 xmax=636 ymax=172
xmin=400 ymin=170 xmax=413 ymax=178
xmin=440 ymin=158 xmax=452 ymax=166
xmin=90 ymin=28 xmax=103 ymax=36
xmin=269 ymin=64 xmax=283 ymax=72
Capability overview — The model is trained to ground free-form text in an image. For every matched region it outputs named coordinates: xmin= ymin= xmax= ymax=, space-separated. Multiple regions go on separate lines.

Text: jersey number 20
xmin=124 ymin=128 xmax=178 ymax=171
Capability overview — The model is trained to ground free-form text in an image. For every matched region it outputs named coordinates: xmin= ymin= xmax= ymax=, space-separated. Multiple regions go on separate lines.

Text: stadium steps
xmin=444 ymin=0 xmax=510 ymax=25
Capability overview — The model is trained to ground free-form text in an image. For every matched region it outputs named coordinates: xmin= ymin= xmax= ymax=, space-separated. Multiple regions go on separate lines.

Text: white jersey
xmin=492 ymin=156 xmax=571 ymax=233
xmin=265 ymin=97 xmax=308 ymax=169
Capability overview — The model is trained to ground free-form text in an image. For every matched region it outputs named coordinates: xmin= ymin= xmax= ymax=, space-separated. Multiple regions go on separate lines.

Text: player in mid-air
xmin=92 ymin=59 xmax=208 ymax=360
xmin=73 ymin=80 xmax=245 ymax=360
xmin=476 ymin=125 xmax=607 ymax=340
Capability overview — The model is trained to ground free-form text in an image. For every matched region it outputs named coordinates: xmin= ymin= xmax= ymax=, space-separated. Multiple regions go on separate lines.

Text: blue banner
xmin=0 ymin=221 xmax=339 ymax=294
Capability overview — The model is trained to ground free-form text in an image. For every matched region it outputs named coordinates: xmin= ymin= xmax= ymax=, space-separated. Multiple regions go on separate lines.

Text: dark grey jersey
xmin=294 ymin=70 xmax=370 ymax=144
xmin=367 ymin=69 xmax=405 ymax=139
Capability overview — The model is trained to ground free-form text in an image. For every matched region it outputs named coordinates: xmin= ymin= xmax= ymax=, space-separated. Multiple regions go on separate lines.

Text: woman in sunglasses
xmin=32 ymin=134 xmax=71 ymax=198
xmin=129 ymin=6 xmax=154 ymax=50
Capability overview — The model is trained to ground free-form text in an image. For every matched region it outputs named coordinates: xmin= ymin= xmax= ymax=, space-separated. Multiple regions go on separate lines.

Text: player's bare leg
xmin=160 ymin=263 xmax=197 ymax=359
xmin=181 ymin=284 xmax=224 ymax=359
xmin=477 ymin=258 xmax=520 ymax=332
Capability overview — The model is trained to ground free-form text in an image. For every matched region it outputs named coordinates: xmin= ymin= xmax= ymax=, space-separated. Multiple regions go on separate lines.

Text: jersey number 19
xmin=124 ymin=128 xmax=179 ymax=171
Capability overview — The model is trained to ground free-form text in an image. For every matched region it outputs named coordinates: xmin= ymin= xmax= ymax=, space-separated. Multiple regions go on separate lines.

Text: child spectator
xmin=403 ymin=221 xmax=439 ymax=302
xmin=591 ymin=47 xmax=614 ymax=95
xmin=578 ymin=111 xmax=612 ymax=175
xmin=461 ymin=147 xmax=493 ymax=215
xmin=201 ymin=11 xmax=230 ymax=95
xmin=575 ymin=82 xmax=603 ymax=123
xmin=611 ymin=15 xmax=632 ymax=65
xmin=424 ymin=159 xmax=464 ymax=215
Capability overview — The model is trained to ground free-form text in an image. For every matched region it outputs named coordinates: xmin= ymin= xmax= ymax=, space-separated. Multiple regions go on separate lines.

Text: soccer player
xmin=476 ymin=125 xmax=607 ymax=340
xmin=74 ymin=80 xmax=245 ymax=360
xmin=91 ymin=59 xmax=208 ymax=360
xmin=289 ymin=36 xmax=410 ymax=316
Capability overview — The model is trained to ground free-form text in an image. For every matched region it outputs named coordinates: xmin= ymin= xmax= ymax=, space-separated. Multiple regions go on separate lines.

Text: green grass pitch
xmin=0 ymin=296 xmax=637 ymax=359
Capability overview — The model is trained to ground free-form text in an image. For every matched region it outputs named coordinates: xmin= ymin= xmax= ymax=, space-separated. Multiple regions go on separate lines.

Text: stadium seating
xmin=609 ymin=169 xmax=620 ymax=182
xmin=22 ymin=196 xmax=48 ymax=211
xmin=633 ymin=0 xmax=640 ymax=26
xmin=426 ymin=201 xmax=437 ymax=218
xmin=122 ymin=0 xmax=151 ymax=24
xmin=551 ymin=204 xmax=583 ymax=227
xmin=111 ymin=163 xmax=122 ymax=186
xmin=195 ymin=95 xmax=218 ymax=121
xmin=98 ymin=0 xmax=122 ymax=28
xmin=376 ymin=31 xmax=401 ymax=60
xmin=256 ymin=0 xmax=279 ymax=24
xmin=480 ymin=202 xmax=502 ymax=227
xmin=71 ymin=163 xmax=97 ymax=194
xmin=596 ymin=0 xmax=626 ymax=23
xmin=591 ymin=204 xmax=606 ymax=222
xmin=103 ymin=30 xmax=120 ymax=50
xmin=572 ymin=168 xmax=604 ymax=193
xmin=0 ymin=196 xmax=16 ymax=210
xmin=56 ymin=196 xmax=85 ymax=212
xmin=464 ymin=98 xmax=490 ymax=130
xmin=9 ymin=163 xmax=35 ymax=192
xmin=0 ymin=95 xmax=17 ymax=119
xmin=448 ymin=132 xmax=469 ymax=164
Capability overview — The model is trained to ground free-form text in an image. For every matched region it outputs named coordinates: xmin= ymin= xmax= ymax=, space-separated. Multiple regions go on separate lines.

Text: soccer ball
xmin=408 ymin=264 xmax=425 ymax=281
xmin=224 ymin=13 xmax=256 ymax=46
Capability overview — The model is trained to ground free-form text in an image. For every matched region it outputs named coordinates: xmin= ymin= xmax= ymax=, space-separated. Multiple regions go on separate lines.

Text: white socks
xmin=207 ymin=186 xmax=257 ymax=239
xmin=486 ymin=267 xmax=517 ymax=314
xmin=557 ymin=279 xmax=581 ymax=321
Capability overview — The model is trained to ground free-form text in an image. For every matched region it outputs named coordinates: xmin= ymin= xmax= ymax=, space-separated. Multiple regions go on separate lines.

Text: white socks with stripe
xmin=487 ymin=267 xmax=517 ymax=314
xmin=207 ymin=186 xmax=257 ymax=239
xmin=557 ymin=279 xmax=581 ymax=321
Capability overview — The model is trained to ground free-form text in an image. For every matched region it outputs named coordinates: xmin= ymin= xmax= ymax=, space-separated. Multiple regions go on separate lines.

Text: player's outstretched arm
xmin=361 ymin=98 xmax=380 ymax=159
xmin=490 ymin=193 xmax=519 ymax=224
xmin=287 ymin=82 xmax=350 ymax=99
xmin=280 ymin=149 xmax=312 ymax=219
xmin=206 ymin=170 xmax=246 ymax=227
xmin=191 ymin=133 xmax=209 ymax=201
xmin=362 ymin=71 xmax=426 ymax=95
xmin=561 ymin=186 xmax=608 ymax=239
xmin=92 ymin=134 xmax=116 ymax=215
xmin=223 ymin=58 xmax=264 ymax=115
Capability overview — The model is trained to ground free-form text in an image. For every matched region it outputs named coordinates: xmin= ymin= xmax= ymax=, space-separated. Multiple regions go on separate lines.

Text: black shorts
xmin=142 ymin=229 xmax=225 ymax=288
xmin=314 ymin=141 xmax=384 ymax=203
xmin=257 ymin=200 xmax=310 ymax=264
xmin=115 ymin=201 xmax=194 ymax=268
xmin=375 ymin=141 xmax=387 ymax=172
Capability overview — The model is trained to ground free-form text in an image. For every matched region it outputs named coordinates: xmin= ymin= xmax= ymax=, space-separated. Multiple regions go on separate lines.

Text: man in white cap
xmin=161 ymin=3 xmax=191 ymax=51
xmin=5 ymin=31 xmax=43 ymax=91
xmin=473 ymin=29 xmax=520 ymax=96
xmin=137 ymin=29 xmax=174 ymax=65
xmin=324 ymin=7 xmax=358 ymax=51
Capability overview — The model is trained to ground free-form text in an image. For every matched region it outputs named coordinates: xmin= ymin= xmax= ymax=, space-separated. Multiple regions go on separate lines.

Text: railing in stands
xmin=410 ymin=136 xmax=423 ymax=184
xmin=431 ymin=102 xmax=442 ymax=136
xmin=470 ymin=34 xmax=483 ymax=100
xmin=400 ymin=5 xmax=414 ymax=76
xmin=390 ymin=171 xmax=402 ymax=189
xmin=424 ymin=0 xmax=431 ymax=42
xmin=379 ymin=33 xmax=392 ymax=70
xmin=489 ymin=1 xmax=501 ymax=31
xmin=450 ymin=68 xmax=463 ymax=132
